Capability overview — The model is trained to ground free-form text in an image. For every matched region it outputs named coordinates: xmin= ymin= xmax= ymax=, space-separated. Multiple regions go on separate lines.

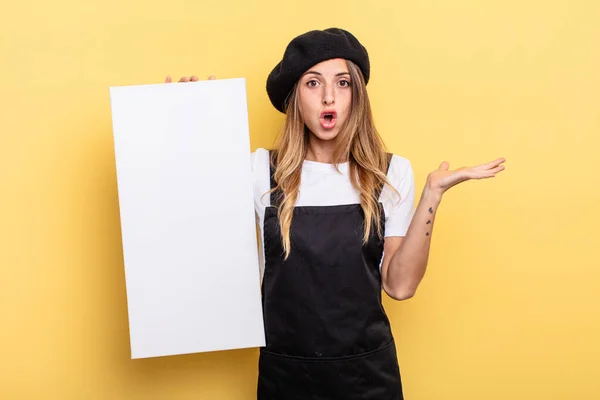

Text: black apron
xmin=257 ymin=152 xmax=404 ymax=400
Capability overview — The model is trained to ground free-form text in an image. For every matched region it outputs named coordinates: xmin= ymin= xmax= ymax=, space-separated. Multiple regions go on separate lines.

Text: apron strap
xmin=268 ymin=151 xmax=393 ymax=208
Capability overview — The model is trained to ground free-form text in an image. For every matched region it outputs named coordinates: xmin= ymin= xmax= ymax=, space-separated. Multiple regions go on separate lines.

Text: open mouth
xmin=320 ymin=111 xmax=337 ymax=129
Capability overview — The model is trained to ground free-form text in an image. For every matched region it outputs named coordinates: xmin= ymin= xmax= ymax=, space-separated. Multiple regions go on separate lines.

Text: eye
xmin=338 ymin=79 xmax=351 ymax=87
xmin=306 ymin=79 xmax=319 ymax=87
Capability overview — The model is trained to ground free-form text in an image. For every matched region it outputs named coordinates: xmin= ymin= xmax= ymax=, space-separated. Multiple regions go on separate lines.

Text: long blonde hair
xmin=271 ymin=60 xmax=398 ymax=258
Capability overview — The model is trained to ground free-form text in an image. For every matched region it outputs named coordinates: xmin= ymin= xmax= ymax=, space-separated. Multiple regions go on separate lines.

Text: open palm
xmin=427 ymin=158 xmax=506 ymax=194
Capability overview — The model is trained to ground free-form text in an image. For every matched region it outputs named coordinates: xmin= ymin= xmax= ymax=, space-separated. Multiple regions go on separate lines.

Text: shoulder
xmin=381 ymin=153 xmax=416 ymax=236
xmin=386 ymin=153 xmax=414 ymax=185
xmin=380 ymin=152 xmax=415 ymax=208
xmin=251 ymin=148 xmax=273 ymax=211
xmin=388 ymin=153 xmax=412 ymax=169
xmin=251 ymin=147 xmax=271 ymax=171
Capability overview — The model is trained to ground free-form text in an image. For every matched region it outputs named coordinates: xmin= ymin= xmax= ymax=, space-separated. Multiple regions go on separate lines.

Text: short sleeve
xmin=381 ymin=155 xmax=416 ymax=237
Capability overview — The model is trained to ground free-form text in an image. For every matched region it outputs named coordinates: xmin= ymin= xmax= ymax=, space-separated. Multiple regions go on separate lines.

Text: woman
xmin=167 ymin=28 xmax=505 ymax=400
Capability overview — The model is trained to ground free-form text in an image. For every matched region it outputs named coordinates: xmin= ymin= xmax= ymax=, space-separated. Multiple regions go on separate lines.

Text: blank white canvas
xmin=109 ymin=78 xmax=265 ymax=359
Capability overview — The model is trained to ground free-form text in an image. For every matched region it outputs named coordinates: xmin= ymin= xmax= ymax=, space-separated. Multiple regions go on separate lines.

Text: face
xmin=297 ymin=58 xmax=352 ymax=142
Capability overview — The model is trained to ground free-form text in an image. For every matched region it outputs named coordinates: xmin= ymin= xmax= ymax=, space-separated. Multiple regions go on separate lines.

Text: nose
xmin=322 ymin=84 xmax=335 ymax=106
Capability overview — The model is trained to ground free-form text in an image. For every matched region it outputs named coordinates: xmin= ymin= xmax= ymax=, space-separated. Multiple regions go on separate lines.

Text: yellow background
xmin=1 ymin=0 xmax=599 ymax=398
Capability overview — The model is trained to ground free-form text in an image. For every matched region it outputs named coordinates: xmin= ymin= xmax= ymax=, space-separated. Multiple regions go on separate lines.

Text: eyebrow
xmin=303 ymin=71 xmax=350 ymax=77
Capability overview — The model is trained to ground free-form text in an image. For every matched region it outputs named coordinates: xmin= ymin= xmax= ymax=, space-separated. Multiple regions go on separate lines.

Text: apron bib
xmin=258 ymin=152 xmax=404 ymax=400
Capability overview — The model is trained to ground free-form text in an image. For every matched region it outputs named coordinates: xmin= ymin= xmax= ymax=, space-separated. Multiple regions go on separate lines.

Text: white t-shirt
xmin=251 ymin=148 xmax=416 ymax=280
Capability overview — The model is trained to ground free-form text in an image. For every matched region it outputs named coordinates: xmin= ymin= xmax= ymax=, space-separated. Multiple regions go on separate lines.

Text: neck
xmin=305 ymin=135 xmax=342 ymax=164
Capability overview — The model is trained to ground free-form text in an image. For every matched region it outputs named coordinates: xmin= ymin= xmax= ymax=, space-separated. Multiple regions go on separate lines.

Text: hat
xmin=266 ymin=28 xmax=370 ymax=113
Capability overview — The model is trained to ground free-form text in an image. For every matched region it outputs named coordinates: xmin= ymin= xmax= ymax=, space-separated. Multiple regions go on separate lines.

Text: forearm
xmin=384 ymin=186 xmax=442 ymax=300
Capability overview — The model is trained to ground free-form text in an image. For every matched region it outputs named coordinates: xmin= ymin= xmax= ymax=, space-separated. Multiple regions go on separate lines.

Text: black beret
xmin=266 ymin=27 xmax=370 ymax=113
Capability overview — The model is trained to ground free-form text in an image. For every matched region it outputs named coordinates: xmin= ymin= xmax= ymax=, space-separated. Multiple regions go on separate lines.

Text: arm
xmin=381 ymin=158 xmax=505 ymax=301
xmin=381 ymin=187 xmax=441 ymax=300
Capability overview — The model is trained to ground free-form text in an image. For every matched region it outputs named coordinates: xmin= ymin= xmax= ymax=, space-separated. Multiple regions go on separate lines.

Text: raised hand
xmin=426 ymin=158 xmax=506 ymax=196
xmin=165 ymin=75 xmax=216 ymax=83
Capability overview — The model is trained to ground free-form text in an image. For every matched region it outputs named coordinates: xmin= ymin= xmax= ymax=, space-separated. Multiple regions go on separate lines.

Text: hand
xmin=426 ymin=157 xmax=506 ymax=197
xmin=164 ymin=75 xmax=216 ymax=83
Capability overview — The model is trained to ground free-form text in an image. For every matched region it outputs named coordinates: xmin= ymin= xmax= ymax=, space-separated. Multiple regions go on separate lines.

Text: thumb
xmin=165 ymin=75 xmax=172 ymax=83
xmin=439 ymin=161 xmax=449 ymax=171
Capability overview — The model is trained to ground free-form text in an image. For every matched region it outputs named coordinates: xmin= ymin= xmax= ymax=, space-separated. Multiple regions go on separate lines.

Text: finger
xmin=208 ymin=75 xmax=216 ymax=80
xmin=190 ymin=75 xmax=199 ymax=82
xmin=470 ymin=165 xmax=505 ymax=179
xmin=165 ymin=75 xmax=172 ymax=83
xmin=474 ymin=158 xmax=506 ymax=171
xmin=489 ymin=165 xmax=505 ymax=174
xmin=179 ymin=77 xmax=190 ymax=82
xmin=438 ymin=161 xmax=449 ymax=171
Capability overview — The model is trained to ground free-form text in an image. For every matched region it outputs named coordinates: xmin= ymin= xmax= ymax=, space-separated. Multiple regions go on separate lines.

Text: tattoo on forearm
xmin=426 ymin=208 xmax=433 ymax=236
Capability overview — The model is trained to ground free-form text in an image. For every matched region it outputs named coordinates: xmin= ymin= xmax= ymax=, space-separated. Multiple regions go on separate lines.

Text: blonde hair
xmin=271 ymin=60 xmax=398 ymax=258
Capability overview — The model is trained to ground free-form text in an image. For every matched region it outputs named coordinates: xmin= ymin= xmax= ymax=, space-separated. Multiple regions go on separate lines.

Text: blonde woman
xmin=167 ymin=28 xmax=505 ymax=400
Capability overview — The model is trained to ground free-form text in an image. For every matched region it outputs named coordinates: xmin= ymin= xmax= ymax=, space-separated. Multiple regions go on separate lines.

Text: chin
xmin=312 ymin=131 xmax=339 ymax=141
xmin=307 ymin=126 xmax=341 ymax=142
